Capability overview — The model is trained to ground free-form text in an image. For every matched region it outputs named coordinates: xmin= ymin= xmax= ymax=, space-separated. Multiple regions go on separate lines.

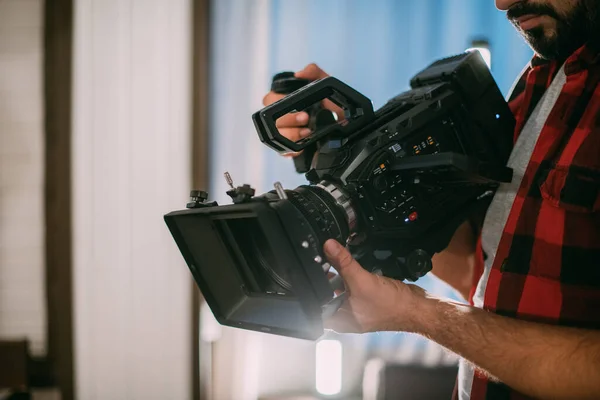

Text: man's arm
xmin=322 ymin=239 xmax=600 ymax=400
xmin=409 ymin=291 xmax=600 ymax=399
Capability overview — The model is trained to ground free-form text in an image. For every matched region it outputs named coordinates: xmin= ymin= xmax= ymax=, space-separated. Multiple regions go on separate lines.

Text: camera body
xmin=164 ymin=51 xmax=514 ymax=340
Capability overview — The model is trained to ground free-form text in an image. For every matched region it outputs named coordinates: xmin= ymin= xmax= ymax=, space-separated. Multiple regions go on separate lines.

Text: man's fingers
xmin=262 ymin=91 xmax=285 ymax=107
xmin=322 ymin=99 xmax=346 ymax=122
xmin=275 ymin=111 xmax=310 ymax=128
xmin=323 ymin=308 xmax=359 ymax=334
xmin=295 ymin=65 xmax=344 ymax=121
xmin=323 ymin=239 xmax=366 ymax=288
xmin=278 ymin=127 xmax=312 ymax=142
xmin=295 ymin=63 xmax=329 ymax=81
xmin=283 ymin=151 xmax=303 ymax=158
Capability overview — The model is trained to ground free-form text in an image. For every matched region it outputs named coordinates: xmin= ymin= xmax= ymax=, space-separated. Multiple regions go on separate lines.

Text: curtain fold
xmin=72 ymin=1 xmax=193 ymax=398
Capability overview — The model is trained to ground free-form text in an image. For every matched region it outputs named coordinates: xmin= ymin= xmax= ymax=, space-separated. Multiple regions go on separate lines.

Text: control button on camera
xmin=373 ymin=175 xmax=388 ymax=191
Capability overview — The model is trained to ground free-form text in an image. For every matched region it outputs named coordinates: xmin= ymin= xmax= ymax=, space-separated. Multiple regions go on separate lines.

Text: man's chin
xmin=521 ymin=27 xmax=563 ymax=60
xmin=513 ymin=10 xmax=592 ymax=61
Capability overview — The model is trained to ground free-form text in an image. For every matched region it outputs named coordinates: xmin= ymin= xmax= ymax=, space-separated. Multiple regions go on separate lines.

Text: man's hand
xmin=261 ymin=63 xmax=344 ymax=156
xmin=322 ymin=239 xmax=600 ymax=399
xmin=322 ymin=239 xmax=425 ymax=334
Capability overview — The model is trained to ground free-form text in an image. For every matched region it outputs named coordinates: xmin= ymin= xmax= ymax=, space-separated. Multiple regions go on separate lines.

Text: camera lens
xmin=220 ymin=218 xmax=294 ymax=295
xmin=213 ymin=182 xmax=356 ymax=298
xmin=248 ymin=234 xmax=293 ymax=293
xmin=285 ymin=184 xmax=354 ymax=247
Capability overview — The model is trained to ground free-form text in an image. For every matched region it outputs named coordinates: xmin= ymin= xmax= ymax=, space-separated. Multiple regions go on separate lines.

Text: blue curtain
xmin=267 ymin=0 xmax=532 ymax=96
xmin=262 ymin=0 xmax=533 ymax=196
xmin=261 ymin=0 xmax=533 ymax=358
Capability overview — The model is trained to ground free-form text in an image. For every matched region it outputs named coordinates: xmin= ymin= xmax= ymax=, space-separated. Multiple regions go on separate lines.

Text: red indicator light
xmin=409 ymin=212 xmax=418 ymax=221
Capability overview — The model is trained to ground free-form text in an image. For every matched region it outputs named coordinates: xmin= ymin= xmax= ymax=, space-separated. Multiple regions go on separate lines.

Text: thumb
xmin=295 ymin=63 xmax=329 ymax=81
xmin=323 ymin=239 xmax=366 ymax=288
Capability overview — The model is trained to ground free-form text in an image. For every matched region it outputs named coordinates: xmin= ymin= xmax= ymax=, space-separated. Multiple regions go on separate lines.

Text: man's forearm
xmin=407 ymin=288 xmax=600 ymax=399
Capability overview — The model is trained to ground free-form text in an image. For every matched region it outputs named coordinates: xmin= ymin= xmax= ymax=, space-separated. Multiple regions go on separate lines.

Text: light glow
xmin=315 ymin=339 xmax=342 ymax=395
xmin=466 ymin=47 xmax=492 ymax=69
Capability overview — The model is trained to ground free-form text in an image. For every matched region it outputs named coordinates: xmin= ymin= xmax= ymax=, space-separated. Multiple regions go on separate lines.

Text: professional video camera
xmin=164 ymin=51 xmax=514 ymax=340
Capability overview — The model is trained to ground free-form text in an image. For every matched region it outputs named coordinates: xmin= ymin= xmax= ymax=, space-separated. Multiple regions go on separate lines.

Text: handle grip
xmin=254 ymin=76 xmax=374 ymax=154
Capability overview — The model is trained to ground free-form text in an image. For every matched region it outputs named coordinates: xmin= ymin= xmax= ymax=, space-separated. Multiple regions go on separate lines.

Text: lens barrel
xmin=285 ymin=182 xmax=355 ymax=248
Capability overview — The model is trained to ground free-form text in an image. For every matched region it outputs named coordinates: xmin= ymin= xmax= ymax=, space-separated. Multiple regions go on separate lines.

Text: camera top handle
xmin=253 ymin=76 xmax=375 ymax=154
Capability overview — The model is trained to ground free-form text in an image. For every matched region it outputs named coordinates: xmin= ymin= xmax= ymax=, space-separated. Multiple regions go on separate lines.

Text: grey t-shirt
xmin=457 ymin=64 xmax=567 ymax=399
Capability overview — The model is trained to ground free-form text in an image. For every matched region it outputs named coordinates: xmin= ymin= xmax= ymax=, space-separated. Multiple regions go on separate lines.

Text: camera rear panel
xmin=344 ymin=82 xmax=506 ymax=241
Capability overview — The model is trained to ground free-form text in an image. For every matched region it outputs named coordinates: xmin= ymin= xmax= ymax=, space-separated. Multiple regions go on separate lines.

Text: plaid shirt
xmin=464 ymin=42 xmax=600 ymax=399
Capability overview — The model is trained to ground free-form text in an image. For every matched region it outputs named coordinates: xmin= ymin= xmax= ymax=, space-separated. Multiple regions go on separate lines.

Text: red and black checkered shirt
xmin=466 ymin=42 xmax=600 ymax=399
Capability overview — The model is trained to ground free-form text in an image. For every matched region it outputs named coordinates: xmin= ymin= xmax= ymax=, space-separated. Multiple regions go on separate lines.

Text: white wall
xmin=72 ymin=1 xmax=193 ymax=398
xmin=0 ymin=0 xmax=47 ymax=357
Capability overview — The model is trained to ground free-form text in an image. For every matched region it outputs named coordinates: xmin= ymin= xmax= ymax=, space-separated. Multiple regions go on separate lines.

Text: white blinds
xmin=72 ymin=1 xmax=193 ymax=398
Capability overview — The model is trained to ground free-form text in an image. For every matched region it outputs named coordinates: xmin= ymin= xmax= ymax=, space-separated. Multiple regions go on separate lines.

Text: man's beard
xmin=507 ymin=1 xmax=599 ymax=60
